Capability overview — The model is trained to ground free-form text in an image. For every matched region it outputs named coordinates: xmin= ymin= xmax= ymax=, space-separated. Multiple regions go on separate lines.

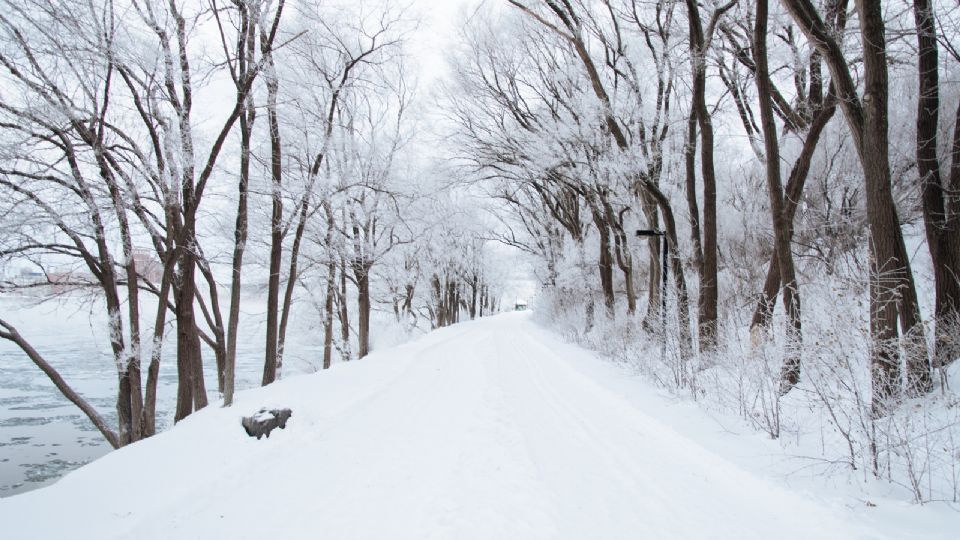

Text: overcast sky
xmin=407 ymin=0 xmax=482 ymax=86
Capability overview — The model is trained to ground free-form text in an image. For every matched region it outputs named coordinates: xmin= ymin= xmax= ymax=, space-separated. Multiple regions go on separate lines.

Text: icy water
xmin=0 ymin=295 xmax=323 ymax=497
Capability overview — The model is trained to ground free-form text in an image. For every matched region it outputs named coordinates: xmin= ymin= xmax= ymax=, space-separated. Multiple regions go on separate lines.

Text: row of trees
xmin=0 ymin=0 xmax=503 ymax=449
xmin=447 ymin=0 xmax=959 ymax=415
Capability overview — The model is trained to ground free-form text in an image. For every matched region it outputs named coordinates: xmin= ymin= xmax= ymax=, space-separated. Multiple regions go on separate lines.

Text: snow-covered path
xmin=0 ymin=313 xmax=909 ymax=538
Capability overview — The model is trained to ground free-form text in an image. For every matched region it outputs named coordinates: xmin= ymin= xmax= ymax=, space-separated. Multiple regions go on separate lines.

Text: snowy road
xmin=0 ymin=313 xmax=906 ymax=538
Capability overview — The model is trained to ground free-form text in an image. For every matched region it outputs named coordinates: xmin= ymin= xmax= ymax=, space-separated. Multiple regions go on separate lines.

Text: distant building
xmin=132 ymin=250 xmax=163 ymax=283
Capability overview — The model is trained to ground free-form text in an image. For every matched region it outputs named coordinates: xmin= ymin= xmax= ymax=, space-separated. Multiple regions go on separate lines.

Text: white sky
xmin=406 ymin=0 xmax=482 ymax=86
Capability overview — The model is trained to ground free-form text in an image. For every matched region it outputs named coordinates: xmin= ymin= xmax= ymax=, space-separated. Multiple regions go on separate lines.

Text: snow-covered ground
xmin=0 ymin=311 xmax=955 ymax=538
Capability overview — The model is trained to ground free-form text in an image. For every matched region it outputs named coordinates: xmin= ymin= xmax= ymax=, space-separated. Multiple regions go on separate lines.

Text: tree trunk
xmin=857 ymin=0 xmax=924 ymax=410
xmin=277 ymin=198 xmax=312 ymax=378
xmin=685 ymin=0 xmax=720 ymax=351
xmin=403 ymin=282 xmax=416 ymax=318
xmin=99 ymin=167 xmax=143 ymax=442
xmin=174 ymin=294 xmax=192 ymax=423
xmin=432 ymin=274 xmax=444 ymax=327
xmin=323 ymin=258 xmax=336 ymax=370
xmin=645 ymin=236 xmax=661 ymax=326
xmin=262 ymin=58 xmax=283 ymax=387
xmin=755 ymin=0 xmax=803 ymax=394
xmin=750 ymin=96 xmax=836 ymax=333
xmin=322 ymin=203 xmax=336 ymax=370
xmin=589 ymin=197 xmax=616 ymax=316
xmin=356 ymin=263 xmax=371 ymax=358
xmin=454 ymin=286 xmax=461 ymax=324
xmin=224 ymin=100 xmax=252 ymax=406
xmin=447 ymin=278 xmax=458 ymax=324
xmin=470 ymin=274 xmax=478 ymax=319
xmin=684 ymin=108 xmax=704 ymax=272
xmin=339 ymin=256 xmax=351 ymax=360
xmin=175 ymin=246 xmax=207 ymax=422
xmin=614 ymin=233 xmax=636 ymax=316
xmin=478 ymin=284 xmax=486 ymax=318
xmin=224 ymin=8 xmax=258 ymax=405
xmin=119 ymin=241 xmax=143 ymax=442
xmin=621 ymin=257 xmax=636 ymax=316
xmin=194 ymin=264 xmax=226 ymax=396
xmin=913 ymin=0 xmax=960 ymax=375
xmin=142 ymin=246 xmax=176 ymax=436
xmin=598 ymin=226 xmax=616 ymax=316
xmin=605 ymin=197 xmax=636 ymax=315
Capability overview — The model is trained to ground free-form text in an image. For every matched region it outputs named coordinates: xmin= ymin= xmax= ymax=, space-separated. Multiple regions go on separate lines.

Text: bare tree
xmin=212 ymin=0 xmax=268 ymax=406
xmin=911 ymin=0 xmax=960 ymax=374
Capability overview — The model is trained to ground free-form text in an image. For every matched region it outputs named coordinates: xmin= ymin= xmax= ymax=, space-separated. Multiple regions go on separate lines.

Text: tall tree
xmin=753 ymin=0 xmax=802 ymax=391
xmin=683 ymin=0 xmax=736 ymax=352
xmin=213 ymin=0 xmax=263 ymax=406
xmin=262 ymin=2 xmax=285 ymax=386
xmin=912 ymin=0 xmax=960 ymax=374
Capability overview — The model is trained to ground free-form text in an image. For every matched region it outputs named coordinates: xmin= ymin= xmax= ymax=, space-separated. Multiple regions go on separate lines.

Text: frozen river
xmin=0 ymin=294 xmax=329 ymax=497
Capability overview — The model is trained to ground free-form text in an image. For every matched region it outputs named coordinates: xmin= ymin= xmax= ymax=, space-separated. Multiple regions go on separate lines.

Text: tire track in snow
xmin=493 ymin=316 xmax=891 ymax=540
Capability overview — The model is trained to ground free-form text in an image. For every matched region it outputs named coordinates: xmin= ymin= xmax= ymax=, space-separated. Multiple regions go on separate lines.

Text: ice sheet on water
xmin=21 ymin=458 xmax=87 ymax=483
xmin=0 ymin=415 xmax=74 ymax=428
xmin=0 ymin=436 xmax=31 ymax=447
